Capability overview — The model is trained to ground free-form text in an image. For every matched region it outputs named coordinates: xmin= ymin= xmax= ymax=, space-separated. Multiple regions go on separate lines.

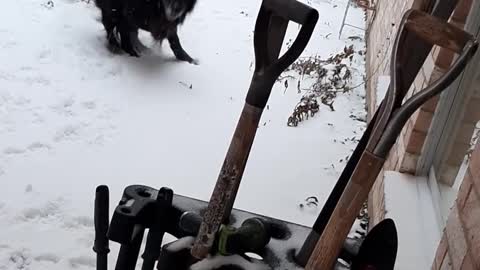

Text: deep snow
xmin=0 ymin=0 xmax=366 ymax=268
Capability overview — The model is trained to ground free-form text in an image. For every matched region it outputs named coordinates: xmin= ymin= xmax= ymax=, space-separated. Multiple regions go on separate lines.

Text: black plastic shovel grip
xmin=93 ymin=185 xmax=110 ymax=270
xmin=246 ymin=0 xmax=318 ymax=108
xmin=263 ymin=0 xmax=315 ymax=24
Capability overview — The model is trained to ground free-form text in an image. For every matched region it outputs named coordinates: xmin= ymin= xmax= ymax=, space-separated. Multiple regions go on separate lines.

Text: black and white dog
xmin=94 ymin=0 xmax=198 ymax=64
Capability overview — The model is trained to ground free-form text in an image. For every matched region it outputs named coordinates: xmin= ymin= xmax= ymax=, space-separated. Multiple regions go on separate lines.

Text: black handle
xmin=220 ymin=218 xmax=271 ymax=255
xmin=93 ymin=185 xmax=110 ymax=270
xmin=246 ymin=0 xmax=318 ymax=108
xmin=115 ymin=226 xmax=145 ymax=270
xmin=141 ymin=188 xmax=174 ymax=270
xmin=263 ymin=0 xmax=315 ymax=24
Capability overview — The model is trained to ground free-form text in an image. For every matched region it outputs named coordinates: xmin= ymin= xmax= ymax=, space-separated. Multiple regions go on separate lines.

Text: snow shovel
xmin=190 ymin=0 xmax=319 ymax=259
xmin=303 ymin=9 xmax=478 ymax=270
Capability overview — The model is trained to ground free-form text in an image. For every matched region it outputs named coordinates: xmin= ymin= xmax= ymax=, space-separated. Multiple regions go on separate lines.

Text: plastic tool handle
xmin=246 ymin=0 xmax=318 ymax=108
xmin=141 ymin=188 xmax=173 ymax=270
xmin=263 ymin=0 xmax=315 ymax=24
xmin=93 ymin=185 xmax=110 ymax=270
xmin=220 ymin=218 xmax=271 ymax=255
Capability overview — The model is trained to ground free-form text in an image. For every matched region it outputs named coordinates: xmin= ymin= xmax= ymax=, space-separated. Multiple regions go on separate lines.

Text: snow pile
xmin=383 ymin=171 xmax=441 ymax=270
xmin=0 ymin=0 xmax=366 ymax=268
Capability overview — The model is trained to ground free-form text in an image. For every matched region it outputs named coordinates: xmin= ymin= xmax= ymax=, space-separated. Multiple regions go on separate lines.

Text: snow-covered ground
xmin=0 ymin=0 xmax=366 ymax=268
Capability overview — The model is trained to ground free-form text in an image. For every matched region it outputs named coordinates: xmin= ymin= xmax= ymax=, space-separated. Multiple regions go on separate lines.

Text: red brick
xmin=413 ymin=72 xmax=426 ymax=94
xmin=454 ymin=123 xmax=477 ymax=145
xmin=422 ymin=94 xmax=440 ymax=113
xmin=449 ymin=21 xmax=466 ymax=31
xmin=406 ymin=129 xmax=427 ymax=155
xmin=470 ymin=141 xmax=480 ymax=183
xmin=440 ymin=254 xmax=452 ymax=270
xmin=451 ymin=0 xmax=474 ymax=23
xmin=414 ymin=109 xmax=435 ymax=133
xmin=459 ymin=190 xmax=480 ymax=268
xmin=439 ymin=165 xmax=461 ymax=186
xmin=445 ymin=206 xmax=468 ymax=269
xmin=462 ymin=97 xmax=480 ymax=124
xmin=402 ymin=117 xmax=415 ymax=142
xmin=423 ymin=54 xmax=436 ymax=81
xmin=433 ymin=233 xmax=449 ymax=270
xmin=390 ymin=146 xmax=400 ymax=170
xmin=460 ymin=254 xmax=476 ymax=270
xmin=434 ymin=48 xmax=455 ymax=70
xmin=456 ymin=171 xmax=473 ymax=210
xmin=398 ymin=152 xmax=419 ymax=174
xmin=446 ymin=142 xmax=470 ymax=167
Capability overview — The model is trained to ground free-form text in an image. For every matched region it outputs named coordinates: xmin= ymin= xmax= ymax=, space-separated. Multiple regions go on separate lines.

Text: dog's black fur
xmin=94 ymin=0 xmax=197 ymax=63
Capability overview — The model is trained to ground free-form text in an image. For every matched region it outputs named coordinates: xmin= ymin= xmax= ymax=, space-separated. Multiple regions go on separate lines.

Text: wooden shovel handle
xmin=306 ymin=152 xmax=385 ymax=270
xmin=191 ymin=103 xmax=262 ymax=259
xmin=405 ymin=9 xmax=473 ymax=54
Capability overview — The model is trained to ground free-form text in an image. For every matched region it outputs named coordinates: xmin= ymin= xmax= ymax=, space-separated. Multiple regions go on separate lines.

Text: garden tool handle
xmin=373 ymin=10 xmax=478 ymax=157
xmin=306 ymin=9 xmax=478 ymax=270
xmin=405 ymin=9 xmax=474 ymax=54
xmin=246 ymin=0 xmax=318 ymax=108
xmin=374 ymin=38 xmax=478 ymax=157
xmin=218 ymin=218 xmax=272 ymax=256
xmin=191 ymin=0 xmax=318 ymax=260
xmin=93 ymin=185 xmax=110 ymax=270
xmin=367 ymin=9 xmax=478 ymax=153
xmin=263 ymin=0 xmax=316 ymax=25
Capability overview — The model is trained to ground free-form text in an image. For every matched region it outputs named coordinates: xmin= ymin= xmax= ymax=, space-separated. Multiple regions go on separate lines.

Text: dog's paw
xmin=121 ymin=44 xmax=140 ymax=57
xmin=190 ymin=58 xmax=200 ymax=65
xmin=128 ymin=50 xmax=141 ymax=57
xmin=133 ymin=41 xmax=149 ymax=54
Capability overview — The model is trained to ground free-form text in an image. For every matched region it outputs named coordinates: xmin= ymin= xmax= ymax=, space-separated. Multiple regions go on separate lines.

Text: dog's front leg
xmin=167 ymin=28 xmax=198 ymax=65
xmin=117 ymin=17 xmax=140 ymax=57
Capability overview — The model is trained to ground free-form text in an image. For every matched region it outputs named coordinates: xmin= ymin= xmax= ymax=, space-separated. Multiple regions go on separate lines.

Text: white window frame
xmin=416 ymin=1 xmax=480 ymax=228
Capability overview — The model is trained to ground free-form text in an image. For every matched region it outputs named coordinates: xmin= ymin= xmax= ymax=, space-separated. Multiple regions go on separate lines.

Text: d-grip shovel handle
xmin=305 ymin=10 xmax=478 ymax=270
xmin=246 ymin=0 xmax=319 ymax=108
xmin=373 ymin=10 xmax=478 ymax=157
xmin=191 ymin=0 xmax=318 ymax=260
xmin=405 ymin=9 xmax=473 ymax=54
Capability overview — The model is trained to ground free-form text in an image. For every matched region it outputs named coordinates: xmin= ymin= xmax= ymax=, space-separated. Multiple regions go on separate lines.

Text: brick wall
xmin=431 ymin=139 xmax=480 ymax=270
xmin=365 ymin=0 xmax=417 ymax=226
xmin=365 ymin=0 xmax=416 ymax=119
xmin=366 ymin=0 xmax=474 ymax=226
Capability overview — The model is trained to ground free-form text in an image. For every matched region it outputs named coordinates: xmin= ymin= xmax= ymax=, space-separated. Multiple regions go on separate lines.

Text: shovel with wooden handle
xmin=305 ymin=9 xmax=478 ymax=270
xmin=190 ymin=0 xmax=319 ymax=259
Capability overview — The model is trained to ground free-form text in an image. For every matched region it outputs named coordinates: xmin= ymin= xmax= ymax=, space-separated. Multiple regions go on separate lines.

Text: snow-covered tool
xmin=105 ymin=185 xmax=313 ymax=270
xmin=305 ymin=9 xmax=478 ymax=270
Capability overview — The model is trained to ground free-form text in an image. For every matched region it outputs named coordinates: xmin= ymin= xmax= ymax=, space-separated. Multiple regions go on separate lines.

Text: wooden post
xmin=305 ymin=152 xmax=384 ymax=270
